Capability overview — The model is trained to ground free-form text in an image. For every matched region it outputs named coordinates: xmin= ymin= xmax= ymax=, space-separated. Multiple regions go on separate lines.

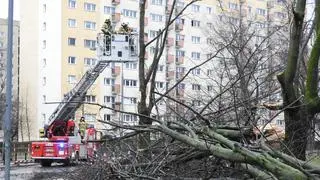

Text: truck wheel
xmin=63 ymin=159 xmax=70 ymax=166
xmin=40 ymin=159 xmax=52 ymax=167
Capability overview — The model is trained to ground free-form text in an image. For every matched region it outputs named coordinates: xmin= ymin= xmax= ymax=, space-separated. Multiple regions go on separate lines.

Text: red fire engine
xmin=30 ymin=32 xmax=138 ymax=167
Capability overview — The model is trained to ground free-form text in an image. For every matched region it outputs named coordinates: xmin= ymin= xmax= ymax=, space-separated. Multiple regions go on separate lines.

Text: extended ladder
xmin=46 ymin=60 xmax=110 ymax=126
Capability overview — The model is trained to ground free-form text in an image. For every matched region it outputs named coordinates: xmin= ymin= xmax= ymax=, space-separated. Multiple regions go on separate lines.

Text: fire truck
xmin=30 ymin=31 xmax=138 ymax=167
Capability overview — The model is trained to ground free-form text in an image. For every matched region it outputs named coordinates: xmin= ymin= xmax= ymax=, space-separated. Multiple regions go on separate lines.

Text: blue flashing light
xmin=59 ymin=143 xmax=64 ymax=148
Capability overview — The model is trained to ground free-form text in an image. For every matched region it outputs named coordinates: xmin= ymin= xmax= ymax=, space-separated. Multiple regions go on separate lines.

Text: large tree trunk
xmin=283 ymin=105 xmax=310 ymax=160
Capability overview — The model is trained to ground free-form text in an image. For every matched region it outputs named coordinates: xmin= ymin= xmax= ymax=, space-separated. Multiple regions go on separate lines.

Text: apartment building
xmin=19 ymin=0 xmax=287 ymax=140
xmin=0 ymin=18 xmax=20 ymax=141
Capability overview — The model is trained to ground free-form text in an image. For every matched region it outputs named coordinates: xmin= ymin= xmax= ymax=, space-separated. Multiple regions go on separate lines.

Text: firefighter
xmin=79 ymin=117 xmax=88 ymax=139
xmin=67 ymin=119 xmax=75 ymax=136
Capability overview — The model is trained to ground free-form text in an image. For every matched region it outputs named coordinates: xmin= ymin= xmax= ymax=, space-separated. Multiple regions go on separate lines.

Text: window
xmin=207 ymin=85 xmax=213 ymax=91
xmin=68 ymin=37 xmax=76 ymax=46
xmin=176 ymin=34 xmax=184 ymax=41
xmin=125 ymin=97 xmax=137 ymax=104
xmin=178 ymin=83 xmax=185 ymax=89
xmin=68 ymin=56 xmax=76 ymax=64
xmin=256 ymin=22 xmax=265 ymax=28
xmin=151 ymin=0 xmax=163 ymax=5
xmin=125 ymin=62 xmax=137 ymax=69
xmin=84 ymin=58 xmax=96 ymax=66
xmin=104 ymin=6 xmax=115 ymax=14
xmin=122 ymin=114 xmax=137 ymax=122
xmin=104 ymin=78 xmax=115 ymax=85
xmin=42 ymin=113 xmax=46 ymax=122
xmin=68 ymin=0 xmax=76 ymax=8
xmin=191 ymin=4 xmax=200 ymax=12
xmin=0 ymin=41 xmax=4 ymax=48
xmin=207 ymin=7 xmax=212 ymax=14
xmin=191 ymin=52 xmax=200 ymax=60
xmin=191 ymin=36 xmax=200 ymax=44
xmin=42 ymin=40 xmax=46 ymax=49
xmin=207 ymin=69 xmax=214 ymax=75
xmin=42 ymin=58 xmax=47 ymax=67
xmin=229 ymin=17 xmax=239 ymax=24
xmin=84 ymin=3 xmax=96 ymax=11
xmin=277 ymin=119 xmax=284 ymax=126
xmin=192 ymin=84 xmax=201 ymax=90
xmin=248 ymin=6 xmax=252 ymax=13
xmin=68 ymin=75 xmax=77 ymax=84
xmin=123 ymin=79 xmax=137 ymax=87
xmin=43 ymin=4 xmax=46 ymax=13
xmin=150 ymin=13 xmax=163 ymax=22
xmin=157 ymin=65 xmax=164 ymax=72
xmin=155 ymin=81 xmax=164 ymax=88
xmin=229 ymin=3 xmax=238 ymax=10
xmin=275 ymin=12 xmax=286 ymax=19
xmin=150 ymin=47 xmax=156 ymax=54
xmin=176 ymin=50 xmax=185 ymax=57
xmin=207 ymin=38 xmax=214 ymax=45
xmin=68 ymin=19 xmax=76 ymax=27
xmin=176 ymin=67 xmax=185 ymax=73
xmin=84 ymin=39 xmax=96 ymax=48
xmin=84 ymin=113 xmax=96 ymax=121
xmin=43 ymin=95 xmax=46 ymax=103
xmin=0 ymin=32 xmax=4 ymax=38
xmin=149 ymin=30 xmax=159 ymax=38
xmin=191 ymin=20 xmax=200 ymax=27
xmin=191 ymin=68 xmax=201 ymax=75
xmin=207 ymin=22 xmax=213 ymax=28
xmin=104 ymin=96 xmax=115 ymax=103
xmin=192 ymin=100 xmax=201 ymax=106
xmin=84 ymin=21 xmax=96 ymax=30
xmin=104 ymin=114 xmax=111 ymax=121
xmin=42 ymin=77 xmax=46 ymax=86
xmin=85 ymin=95 xmax=96 ymax=103
xmin=123 ymin=9 xmax=137 ymax=18
xmin=43 ymin=22 xmax=46 ymax=31
xmin=256 ymin=8 xmax=266 ymax=16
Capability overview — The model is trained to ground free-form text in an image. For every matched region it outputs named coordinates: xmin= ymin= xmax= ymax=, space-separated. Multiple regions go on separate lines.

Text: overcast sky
xmin=0 ymin=0 xmax=20 ymax=20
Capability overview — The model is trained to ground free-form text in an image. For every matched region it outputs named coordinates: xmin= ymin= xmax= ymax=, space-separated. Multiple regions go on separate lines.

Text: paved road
xmin=0 ymin=163 xmax=78 ymax=180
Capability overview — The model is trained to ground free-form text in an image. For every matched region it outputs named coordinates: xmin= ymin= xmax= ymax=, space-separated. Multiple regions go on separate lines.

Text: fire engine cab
xmin=30 ymin=30 xmax=138 ymax=167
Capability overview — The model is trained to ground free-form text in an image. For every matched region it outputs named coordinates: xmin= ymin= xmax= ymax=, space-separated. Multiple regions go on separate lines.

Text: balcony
xmin=175 ymin=6 xmax=183 ymax=15
xmin=112 ymin=0 xmax=120 ymax=5
xmin=166 ymin=37 xmax=174 ymax=47
xmin=112 ymin=84 xmax=121 ymax=95
xmin=175 ymin=23 xmax=184 ymax=31
xmin=176 ymin=71 xmax=185 ymax=79
xmin=144 ymin=33 xmax=148 ymax=43
xmin=111 ymin=66 xmax=120 ymax=77
xmin=144 ymin=17 xmax=148 ymax=26
xmin=176 ymin=56 xmax=184 ymax=65
xmin=176 ymin=89 xmax=185 ymax=98
xmin=145 ymin=51 xmax=149 ymax=59
xmin=112 ymin=13 xmax=121 ymax=23
xmin=166 ymin=5 xmax=172 ymax=14
xmin=176 ymin=40 xmax=184 ymax=48
xmin=167 ymin=54 xmax=174 ymax=64
xmin=166 ymin=71 xmax=175 ymax=80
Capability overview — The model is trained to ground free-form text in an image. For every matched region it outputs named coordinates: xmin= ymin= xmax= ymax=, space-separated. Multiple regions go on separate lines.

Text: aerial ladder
xmin=30 ymin=30 xmax=138 ymax=167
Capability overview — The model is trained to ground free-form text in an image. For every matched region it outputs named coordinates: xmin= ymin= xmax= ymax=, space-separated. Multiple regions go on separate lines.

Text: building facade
xmin=19 ymin=0 xmax=287 ymax=140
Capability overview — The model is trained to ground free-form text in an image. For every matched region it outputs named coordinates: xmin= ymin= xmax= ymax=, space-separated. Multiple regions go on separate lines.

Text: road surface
xmin=0 ymin=163 xmax=79 ymax=180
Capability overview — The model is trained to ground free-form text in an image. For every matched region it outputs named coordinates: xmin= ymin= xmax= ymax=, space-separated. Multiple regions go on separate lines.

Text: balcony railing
xmin=166 ymin=37 xmax=174 ymax=47
xmin=167 ymin=54 xmax=175 ymax=64
xmin=175 ymin=23 xmax=184 ymax=31
xmin=176 ymin=56 xmax=184 ymax=65
xmin=176 ymin=40 xmax=184 ymax=48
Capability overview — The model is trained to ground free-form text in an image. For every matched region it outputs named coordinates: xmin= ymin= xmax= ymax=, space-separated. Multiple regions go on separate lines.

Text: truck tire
xmin=63 ymin=159 xmax=70 ymax=166
xmin=40 ymin=159 xmax=52 ymax=167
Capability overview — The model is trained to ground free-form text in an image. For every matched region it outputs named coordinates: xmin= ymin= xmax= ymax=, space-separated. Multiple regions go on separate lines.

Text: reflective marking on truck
xmin=46 ymin=143 xmax=53 ymax=146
